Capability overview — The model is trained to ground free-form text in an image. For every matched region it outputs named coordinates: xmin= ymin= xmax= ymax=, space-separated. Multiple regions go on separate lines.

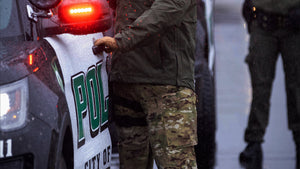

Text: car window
xmin=0 ymin=0 xmax=23 ymax=40
xmin=0 ymin=0 xmax=12 ymax=30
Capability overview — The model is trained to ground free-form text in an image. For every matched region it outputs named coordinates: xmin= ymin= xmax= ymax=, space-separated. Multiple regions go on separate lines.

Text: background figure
xmin=240 ymin=0 xmax=300 ymax=168
xmin=94 ymin=0 xmax=198 ymax=168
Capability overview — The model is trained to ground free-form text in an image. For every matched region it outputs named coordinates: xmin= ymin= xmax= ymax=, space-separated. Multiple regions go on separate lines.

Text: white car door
xmin=46 ymin=33 xmax=111 ymax=169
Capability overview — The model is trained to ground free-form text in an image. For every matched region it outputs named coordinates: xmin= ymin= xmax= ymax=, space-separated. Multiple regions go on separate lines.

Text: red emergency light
xmin=25 ymin=47 xmax=46 ymax=73
xmin=70 ymin=7 xmax=92 ymax=14
xmin=58 ymin=2 xmax=102 ymax=23
xmin=28 ymin=54 xmax=33 ymax=65
xmin=41 ymin=0 xmax=112 ymax=35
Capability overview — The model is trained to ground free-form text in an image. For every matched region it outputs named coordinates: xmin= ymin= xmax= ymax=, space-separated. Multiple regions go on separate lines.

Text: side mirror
xmin=38 ymin=0 xmax=112 ymax=37
xmin=29 ymin=0 xmax=62 ymax=10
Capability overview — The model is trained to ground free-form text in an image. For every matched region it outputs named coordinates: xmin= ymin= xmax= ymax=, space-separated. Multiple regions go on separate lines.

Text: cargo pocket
xmin=162 ymin=87 xmax=198 ymax=148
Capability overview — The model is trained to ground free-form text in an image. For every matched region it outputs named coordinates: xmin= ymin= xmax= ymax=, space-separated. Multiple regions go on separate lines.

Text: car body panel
xmin=46 ymin=33 xmax=111 ymax=169
xmin=204 ymin=0 xmax=216 ymax=73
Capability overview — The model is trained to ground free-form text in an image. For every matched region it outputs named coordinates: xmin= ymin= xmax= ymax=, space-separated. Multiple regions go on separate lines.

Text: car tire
xmin=55 ymin=110 xmax=73 ymax=169
xmin=194 ymin=62 xmax=216 ymax=169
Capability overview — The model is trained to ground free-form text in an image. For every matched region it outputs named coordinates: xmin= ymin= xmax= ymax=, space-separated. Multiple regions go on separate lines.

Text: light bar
xmin=58 ymin=2 xmax=102 ymax=23
xmin=70 ymin=7 xmax=93 ymax=14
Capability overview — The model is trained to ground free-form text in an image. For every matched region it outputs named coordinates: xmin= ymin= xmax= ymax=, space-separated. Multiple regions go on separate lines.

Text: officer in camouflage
xmin=112 ymin=84 xmax=197 ymax=169
xmin=240 ymin=0 xmax=300 ymax=168
xmin=93 ymin=0 xmax=198 ymax=167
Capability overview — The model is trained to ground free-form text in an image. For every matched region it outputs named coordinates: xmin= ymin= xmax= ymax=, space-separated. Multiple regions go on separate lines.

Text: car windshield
xmin=0 ymin=0 xmax=24 ymax=60
xmin=0 ymin=0 xmax=23 ymax=41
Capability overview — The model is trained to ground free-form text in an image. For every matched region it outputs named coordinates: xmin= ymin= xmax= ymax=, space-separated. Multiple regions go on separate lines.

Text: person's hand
xmin=94 ymin=36 xmax=118 ymax=53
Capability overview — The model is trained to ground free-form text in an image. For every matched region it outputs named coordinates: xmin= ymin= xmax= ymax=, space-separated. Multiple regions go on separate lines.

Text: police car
xmin=0 ymin=0 xmax=113 ymax=168
xmin=194 ymin=0 xmax=216 ymax=168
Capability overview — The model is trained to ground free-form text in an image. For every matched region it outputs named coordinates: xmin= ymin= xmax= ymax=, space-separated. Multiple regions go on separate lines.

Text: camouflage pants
xmin=112 ymin=83 xmax=198 ymax=169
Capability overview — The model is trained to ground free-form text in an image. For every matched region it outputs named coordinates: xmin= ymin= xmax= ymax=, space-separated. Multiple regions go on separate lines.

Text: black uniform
xmin=243 ymin=0 xmax=300 ymax=144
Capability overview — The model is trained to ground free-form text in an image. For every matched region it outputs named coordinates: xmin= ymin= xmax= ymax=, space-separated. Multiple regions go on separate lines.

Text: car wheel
xmin=194 ymin=62 xmax=216 ymax=169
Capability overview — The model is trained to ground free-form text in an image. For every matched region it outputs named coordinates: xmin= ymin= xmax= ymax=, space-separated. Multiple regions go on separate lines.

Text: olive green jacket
xmin=109 ymin=0 xmax=197 ymax=90
xmin=253 ymin=0 xmax=300 ymax=15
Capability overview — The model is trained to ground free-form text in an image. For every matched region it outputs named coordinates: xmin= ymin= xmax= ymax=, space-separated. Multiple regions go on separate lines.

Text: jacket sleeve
xmin=114 ymin=0 xmax=195 ymax=52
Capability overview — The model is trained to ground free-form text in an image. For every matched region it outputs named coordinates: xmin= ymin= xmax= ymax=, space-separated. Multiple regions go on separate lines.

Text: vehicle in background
xmin=194 ymin=0 xmax=216 ymax=168
xmin=0 ymin=0 xmax=113 ymax=168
